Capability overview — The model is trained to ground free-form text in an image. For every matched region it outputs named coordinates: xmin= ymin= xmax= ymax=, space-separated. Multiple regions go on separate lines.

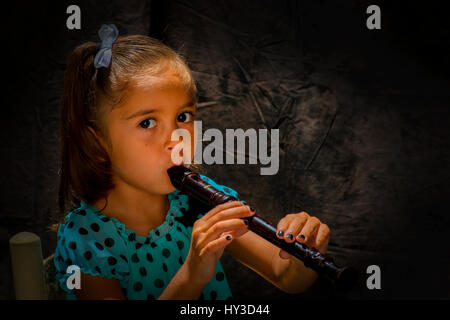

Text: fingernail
xmin=226 ymin=235 xmax=232 ymax=240
xmin=286 ymin=233 xmax=293 ymax=240
xmin=298 ymin=234 xmax=306 ymax=240
xmin=277 ymin=230 xmax=284 ymax=237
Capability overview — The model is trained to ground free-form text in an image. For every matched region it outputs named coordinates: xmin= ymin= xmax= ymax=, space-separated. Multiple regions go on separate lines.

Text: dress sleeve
xmin=199 ymin=174 xmax=246 ymax=203
xmin=53 ymin=208 xmax=129 ymax=294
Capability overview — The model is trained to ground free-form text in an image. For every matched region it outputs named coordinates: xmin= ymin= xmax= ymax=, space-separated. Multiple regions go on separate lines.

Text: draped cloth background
xmin=1 ymin=0 xmax=449 ymax=299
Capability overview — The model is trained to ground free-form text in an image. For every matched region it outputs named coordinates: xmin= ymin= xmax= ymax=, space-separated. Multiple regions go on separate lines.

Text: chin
xmin=167 ymin=183 xmax=177 ymax=193
xmin=162 ymin=173 xmax=178 ymax=194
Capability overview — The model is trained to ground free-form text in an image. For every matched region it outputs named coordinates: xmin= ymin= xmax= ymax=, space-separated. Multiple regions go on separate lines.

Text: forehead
xmin=130 ymin=69 xmax=194 ymax=98
xmin=110 ymin=75 xmax=194 ymax=118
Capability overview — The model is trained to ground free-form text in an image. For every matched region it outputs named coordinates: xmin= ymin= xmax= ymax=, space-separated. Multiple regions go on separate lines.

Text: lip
xmin=168 ymin=161 xmax=184 ymax=170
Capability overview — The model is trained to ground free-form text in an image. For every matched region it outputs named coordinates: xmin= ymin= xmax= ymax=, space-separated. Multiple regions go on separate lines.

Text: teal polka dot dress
xmin=54 ymin=174 xmax=243 ymax=300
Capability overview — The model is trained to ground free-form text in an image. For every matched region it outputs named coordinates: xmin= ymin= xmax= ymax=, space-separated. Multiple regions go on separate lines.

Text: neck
xmin=93 ymin=178 xmax=170 ymax=237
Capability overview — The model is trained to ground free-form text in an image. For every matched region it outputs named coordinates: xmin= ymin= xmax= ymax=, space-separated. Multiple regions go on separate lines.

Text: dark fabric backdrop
xmin=1 ymin=0 xmax=449 ymax=299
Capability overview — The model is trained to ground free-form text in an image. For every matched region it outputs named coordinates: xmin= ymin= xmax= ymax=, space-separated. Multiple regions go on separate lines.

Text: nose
xmin=164 ymin=121 xmax=181 ymax=151
xmin=165 ymin=124 xmax=186 ymax=166
xmin=164 ymin=121 xmax=193 ymax=166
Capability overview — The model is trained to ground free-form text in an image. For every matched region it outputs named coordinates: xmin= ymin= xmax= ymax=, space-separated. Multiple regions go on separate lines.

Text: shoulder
xmin=57 ymin=205 xmax=125 ymax=252
xmin=54 ymin=204 xmax=129 ymax=289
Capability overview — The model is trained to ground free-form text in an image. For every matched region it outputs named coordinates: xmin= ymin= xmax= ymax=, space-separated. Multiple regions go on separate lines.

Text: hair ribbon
xmin=93 ymin=24 xmax=119 ymax=69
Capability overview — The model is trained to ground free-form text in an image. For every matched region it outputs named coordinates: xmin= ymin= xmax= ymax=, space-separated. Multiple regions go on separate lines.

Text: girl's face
xmin=100 ymin=72 xmax=196 ymax=196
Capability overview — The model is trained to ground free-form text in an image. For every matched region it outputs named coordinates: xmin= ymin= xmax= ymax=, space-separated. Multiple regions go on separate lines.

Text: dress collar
xmin=79 ymin=189 xmax=189 ymax=241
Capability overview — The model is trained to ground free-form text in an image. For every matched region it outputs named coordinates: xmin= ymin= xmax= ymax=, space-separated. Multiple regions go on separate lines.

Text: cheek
xmin=184 ymin=126 xmax=195 ymax=160
xmin=111 ymin=135 xmax=158 ymax=172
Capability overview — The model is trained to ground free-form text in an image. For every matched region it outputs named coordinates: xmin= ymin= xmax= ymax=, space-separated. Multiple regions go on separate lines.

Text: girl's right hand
xmin=183 ymin=201 xmax=255 ymax=286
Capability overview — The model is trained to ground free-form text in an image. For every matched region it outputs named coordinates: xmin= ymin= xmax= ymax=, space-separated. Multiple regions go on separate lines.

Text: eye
xmin=139 ymin=118 xmax=156 ymax=129
xmin=177 ymin=111 xmax=195 ymax=123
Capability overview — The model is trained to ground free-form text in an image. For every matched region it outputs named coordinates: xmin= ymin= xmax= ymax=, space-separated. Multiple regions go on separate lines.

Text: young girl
xmin=54 ymin=24 xmax=330 ymax=300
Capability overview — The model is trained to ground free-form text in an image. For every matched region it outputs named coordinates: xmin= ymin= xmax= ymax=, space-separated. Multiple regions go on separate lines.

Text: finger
xmin=202 ymin=204 xmax=255 ymax=231
xmin=314 ymin=223 xmax=330 ymax=252
xmin=283 ymin=213 xmax=309 ymax=243
xmin=279 ymin=249 xmax=291 ymax=260
xmin=297 ymin=217 xmax=321 ymax=246
xmin=221 ymin=225 xmax=250 ymax=240
xmin=276 ymin=213 xmax=296 ymax=239
xmin=198 ymin=218 xmax=248 ymax=248
xmin=199 ymin=233 xmax=233 ymax=257
xmin=201 ymin=201 xmax=245 ymax=221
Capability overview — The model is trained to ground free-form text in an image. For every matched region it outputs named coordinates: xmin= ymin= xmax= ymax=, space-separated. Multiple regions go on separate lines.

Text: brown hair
xmin=54 ymin=34 xmax=201 ymax=231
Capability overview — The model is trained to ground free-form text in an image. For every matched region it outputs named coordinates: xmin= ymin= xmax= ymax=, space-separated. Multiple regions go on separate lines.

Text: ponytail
xmin=57 ymin=42 xmax=113 ymax=221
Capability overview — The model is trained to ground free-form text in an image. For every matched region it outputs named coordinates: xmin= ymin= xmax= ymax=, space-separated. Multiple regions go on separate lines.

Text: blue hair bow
xmin=94 ymin=24 xmax=119 ymax=69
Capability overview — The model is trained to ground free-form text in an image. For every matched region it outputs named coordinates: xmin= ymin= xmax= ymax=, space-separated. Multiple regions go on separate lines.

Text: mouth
xmin=168 ymin=161 xmax=185 ymax=170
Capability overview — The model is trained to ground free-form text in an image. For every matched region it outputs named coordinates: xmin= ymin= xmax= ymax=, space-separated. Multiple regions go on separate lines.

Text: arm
xmin=225 ymin=231 xmax=315 ymax=294
xmin=74 ymin=272 xmax=126 ymax=300
xmin=157 ymin=264 xmax=205 ymax=299
xmin=74 ymin=265 xmax=205 ymax=300
xmin=225 ymin=211 xmax=330 ymax=294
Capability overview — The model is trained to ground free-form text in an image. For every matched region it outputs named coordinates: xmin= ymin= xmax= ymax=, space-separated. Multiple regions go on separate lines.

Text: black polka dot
xmin=146 ymin=253 xmax=153 ymax=263
xmin=77 ymin=210 xmax=87 ymax=216
xmin=150 ymin=242 xmax=157 ymax=248
xmin=69 ymin=241 xmax=77 ymax=250
xmin=56 ymin=255 xmax=64 ymax=262
xmin=154 ymin=279 xmax=164 ymax=288
xmin=61 ymin=238 xmax=65 ymax=246
xmin=169 ymin=221 xmax=174 ymax=226
xmin=139 ymin=267 xmax=147 ymax=276
xmin=90 ymin=223 xmax=100 ymax=232
xmin=136 ymin=242 xmax=143 ymax=250
xmin=67 ymin=221 xmax=74 ymax=229
xmin=165 ymin=234 xmax=172 ymax=241
xmin=65 ymin=258 xmax=72 ymax=265
xmin=147 ymin=294 xmax=155 ymax=300
xmin=108 ymin=257 xmax=117 ymax=266
xmin=134 ymin=282 xmax=143 ymax=292
xmin=178 ymin=256 xmax=183 ymax=265
xmin=216 ymin=272 xmax=224 ymax=281
xmin=162 ymin=263 xmax=168 ymax=272
xmin=128 ymin=233 xmax=136 ymax=242
xmin=176 ymin=240 xmax=184 ymax=250
xmin=155 ymin=230 xmax=160 ymax=237
xmin=101 ymin=217 xmax=110 ymax=222
xmin=111 ymin=268 xmax=116 ymax=275
xmin=78 ymin=227 xmax=88 ymax=235
xmin=144 ymin=238 xmax=150 ymax=245
xmin=84 ymin=251 xmax=92 ymax=260
xmin=120 ymin=254 xmax=128 ymax=263
xmin=176 ymin=226 xmax=182 ymax=232
xmin=95 ymin=266 xmax=101 ymax=273
xmin=95 ymin=242 xmax=104 ymax=250
xmin=104 ymin=238 xmax=115 ymax=247
xmin=210 ymin=290 xmax=217 ymax=300
xmin=162 ymin=248 xmax=171 ymax=258
xmin=131 ymin=253 xmax=140 ymax=263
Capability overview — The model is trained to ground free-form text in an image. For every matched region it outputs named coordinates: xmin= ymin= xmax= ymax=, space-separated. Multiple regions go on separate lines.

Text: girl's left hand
xmin=276 ymin=211 xmax=330 ymax=259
